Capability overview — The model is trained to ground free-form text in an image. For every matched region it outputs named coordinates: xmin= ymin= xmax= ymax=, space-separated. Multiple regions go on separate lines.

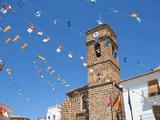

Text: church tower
xmin=86 ymin=24 xmax=120 ymax=86
xmin=85 ymin=24 xmax=123 ymax=120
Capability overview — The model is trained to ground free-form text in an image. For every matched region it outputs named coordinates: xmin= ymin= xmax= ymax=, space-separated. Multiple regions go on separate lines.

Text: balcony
xmin=142 ymin=89 xmax=160 ymax=98
xmin=140 ymin=113 xmax=155 ymax=120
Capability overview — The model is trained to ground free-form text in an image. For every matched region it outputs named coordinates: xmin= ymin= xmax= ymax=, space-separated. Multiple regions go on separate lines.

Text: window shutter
xmin=148 ymin=80 xmax=159 ymax=94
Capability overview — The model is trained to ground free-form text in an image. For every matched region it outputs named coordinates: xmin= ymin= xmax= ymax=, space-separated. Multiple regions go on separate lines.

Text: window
xmin=94 ymin=40 xmax=101 ymax=57
xmin=53 ymin=115 xmax=55 ymax=120
xmin=48 ymin=116 xmax=50 ymax=120
xmin=104 ymin=39 xmax=110 ymax=48
xmin=113 ymin=49 xmax=118 ymax=58
xmin=148 ymin=79 xmax=160 ymax=97
xmin=82 ymin=96 xmax=87 ymax=110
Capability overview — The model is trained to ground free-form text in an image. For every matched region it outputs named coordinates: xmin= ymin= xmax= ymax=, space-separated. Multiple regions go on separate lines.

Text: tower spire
xmin=97 ymin=12 xmax=103 ymax=25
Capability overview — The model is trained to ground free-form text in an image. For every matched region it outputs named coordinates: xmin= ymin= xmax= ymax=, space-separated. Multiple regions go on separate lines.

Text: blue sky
xmin=0 ymin=0 xmax=160 ymax=119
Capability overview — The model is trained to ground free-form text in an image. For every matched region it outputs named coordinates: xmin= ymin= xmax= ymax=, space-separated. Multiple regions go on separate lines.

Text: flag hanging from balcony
xmin=107 ymin=96 xmax=112 ymax=107
xmin=0 ymin=107 xmax=8 ymax=118
xmin=128 ymin=89 xmax=133 ymax=120
xmin=113 ymin=94 xmax=121 ymax=112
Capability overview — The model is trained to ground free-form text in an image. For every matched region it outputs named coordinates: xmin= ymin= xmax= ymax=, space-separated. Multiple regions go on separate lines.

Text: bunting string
xmin=1 ymin=1 xmax=154 ymax=72
xmin=34 ymin=58 xmax=71 ymax=87
xmin=6 ymin=67 xmax=42 ymax=109
xmin=0 ymin=1 xmax=87 ymax=68
xmin=7 ymin=0 xmax=85 ymax=38
xmin=86 ymin=0 xmax=160 ymax=29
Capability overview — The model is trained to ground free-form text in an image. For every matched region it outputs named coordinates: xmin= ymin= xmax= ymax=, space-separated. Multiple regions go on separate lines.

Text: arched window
xmin=113 ymin=49 xmax=118 ymax=58
xmin=82 ymin=96 xmax=87 ymax=110
xmin=104 ymin=39 xmax=110 ymax=48
xmin=94 ymin=41 xmax=101 ymax=57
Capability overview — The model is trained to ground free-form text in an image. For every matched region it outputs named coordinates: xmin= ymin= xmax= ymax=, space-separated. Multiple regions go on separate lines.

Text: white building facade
xmin=120 ymin=67 xmax=160 ymax=120
xmin=46 ymin=105 xmax=61 ymax=120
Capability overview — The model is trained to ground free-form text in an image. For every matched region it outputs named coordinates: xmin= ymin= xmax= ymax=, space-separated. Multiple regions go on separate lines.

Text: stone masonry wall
xmin=61 ymin=90 xmax=88 ymax=120
xmin=88 ymin=84 xmax=122 ymax=120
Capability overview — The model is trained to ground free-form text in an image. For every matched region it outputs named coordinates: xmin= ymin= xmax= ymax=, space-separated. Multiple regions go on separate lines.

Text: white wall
xmin=46 ymin=105 xmax=61 ymax=120
xmin=121 ymin=70 xmax=160 ymax=120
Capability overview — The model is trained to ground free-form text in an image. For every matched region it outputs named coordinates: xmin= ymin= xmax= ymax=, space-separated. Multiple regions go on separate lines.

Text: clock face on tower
xmin=93 ymin=31 xmax=100 ymax=39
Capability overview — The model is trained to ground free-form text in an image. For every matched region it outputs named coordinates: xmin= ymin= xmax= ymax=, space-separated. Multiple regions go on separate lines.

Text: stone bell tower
xmin=86 ymin=24 xmax=120 ymax=86
xmin=85 ymin=24 xmax=124 ymax=120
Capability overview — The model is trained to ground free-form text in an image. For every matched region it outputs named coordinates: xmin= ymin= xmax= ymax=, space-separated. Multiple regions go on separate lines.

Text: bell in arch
xmin=94 ymin=40 xmax=101 ymax=57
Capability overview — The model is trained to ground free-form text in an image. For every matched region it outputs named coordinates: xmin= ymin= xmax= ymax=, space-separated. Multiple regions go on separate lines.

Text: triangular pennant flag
xmin=67 ymin=20 xmax=71 ymax=27
xmin=37 ymin=31 xmax=44 ymax=36
xmin=130 ymin=13 xmax=141 ymax=23
xmin=136 ymin=17 xmax=141 ymax=23
xmin=13 ymin=34 xmax=20 ymax=42
xmin=0 ymin=5 xmax=12 ymax=14
xmin=21 ymin=43 xmax=28 ymax=49
xmin=123 ymin=57 xmax=128 ymax=63
xmin=3 ymin=25 xmax=11 ymax=33
xmin=90 ymin=0 xmax=96 ymax=4
xmin=6 ymin=68 xmax=12 ymax=73
xmin=80 ymin=56 xmax=84 ymax=60
xmin=65 ymin=84 xmax=70 ymax=87
xmin=50 ymin=69 xmax=55 ymax=74
xmin=68 ymin=52 xmax=73 ymax=58
xmin=56 ymin=45 xmax=63 ymax=53
xmin=0 ymin=60 xmax=4 ymax=71
xmin=50 ymin=17 xmax=58 ymax=25
xmin=42 ymin=37 xmax=50 ymax=43
xmin=47 ymin=66 xmax=52 ymax=71
xmin=27 ymin=25 xmax=36 ymax=33
xmin=130 ymin=13 xmax=138 ymax=18
xmin=38 ymin=55 xmax=46 ymax=61
xmin=53 ymin=19 xmax=57 ymax=25
xmin=56 ymin=76 xmax=61 ymax=81
xmin=3 ymin=5 xmax=12 ymax=11
xmin=83 ymin=62 xmax=87 ymax=67
xmin=0 ymin=7 xmax=7 ymax=14
xmin=113 ymin=10 xmax=118 ymax=13
xmin=35 ymin=9 xmax=42 ymax=17
xmin=5 ymin=37 xmax=11 ymax=44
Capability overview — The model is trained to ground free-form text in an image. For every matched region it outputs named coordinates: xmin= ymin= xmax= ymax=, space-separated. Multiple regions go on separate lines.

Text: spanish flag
xmin=113 ymin=94 xmax=121 ymax=112
xmin=0 ymin=107 xmax=8 ymax=117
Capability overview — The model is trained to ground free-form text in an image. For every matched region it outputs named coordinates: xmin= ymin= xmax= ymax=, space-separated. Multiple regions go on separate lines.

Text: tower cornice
xmin=87 ymin=59 xmax=120 ymax=71
xmin=85 ymin=24 xmax=117 ymax=38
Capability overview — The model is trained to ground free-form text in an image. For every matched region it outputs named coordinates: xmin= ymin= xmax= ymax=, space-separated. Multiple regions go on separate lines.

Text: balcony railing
xmin=140 ymin=113 xmax=155 ymax=120
xmin=142 ymin=89 xmax=160 ymax=98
